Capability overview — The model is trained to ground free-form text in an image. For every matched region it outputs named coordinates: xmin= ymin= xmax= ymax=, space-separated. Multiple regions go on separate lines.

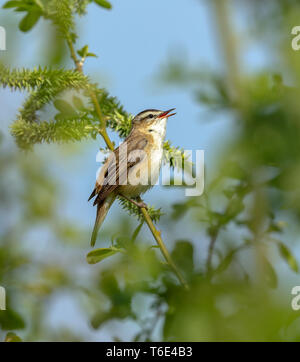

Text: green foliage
xmin=77 ymin=44 xmax=97 ymax=59
xmin=2 ymin=0 xmax=112 ymax=34
xmin=10 ymin=117 xmax=99 ymax=150
xmin=4 ymin=332 xmax=22 ymax=342
xmin=0 ymin=138 xmax=90 ymax=341
xmin=94 ymin=0 xmax=112 ymax=10
xmin=45 ymin=0 xmax=75 ymax=38
xmin=0 ymin=0 xmax=182 ymax=231
xmin=171 ymin=241 xmax=195 ymax=281
xmin=0 ymin=65 xmax=89 ymax=92
xmin=73 ymin=0 xmax=92 ymax=15
xmin=118 ymin=197 xmax=163 ymax=223
xmin=262 ymin=256 xmax=278 ymax=289
xmin=19 ymin=10 xmax=41 ymax=32
xmin=277 ymin=242 xmax=299 ymax=273
xmin=91 ymin=86 xmax=132 ymax=138
xmin=0 ymin=65 xmax=90 ymax=125
xmin=3 ymin=0 xmax=43 ymax=32
xmin=2 ymin=0 xmax=300 ymax=343
xmin=162 ymin=277 xmax=291 ymax=342
xmin=86 ymin=247 xmax=123 ymax=264
xmin=163 ymin=140 xmax=186 ymax=170
xmin=0 ymin=308 xmax=25 ymax=330
xmin=90 ymin=246 xmax=163 ymax=330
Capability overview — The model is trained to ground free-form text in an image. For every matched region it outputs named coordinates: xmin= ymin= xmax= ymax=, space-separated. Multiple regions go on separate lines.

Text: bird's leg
xmin=120 ymin=194 xmax=148 ymax=209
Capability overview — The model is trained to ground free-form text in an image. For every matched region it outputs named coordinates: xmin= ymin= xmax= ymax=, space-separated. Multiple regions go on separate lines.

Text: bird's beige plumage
xmin=89 ymin=108 xmax=175 ymax=246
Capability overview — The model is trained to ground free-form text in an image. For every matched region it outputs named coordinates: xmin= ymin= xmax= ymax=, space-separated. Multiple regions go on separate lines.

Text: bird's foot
xmin=135 ymin=201 xmax=148 ymax=209
xmin=130 ymin=198 xmax=148 ymax=209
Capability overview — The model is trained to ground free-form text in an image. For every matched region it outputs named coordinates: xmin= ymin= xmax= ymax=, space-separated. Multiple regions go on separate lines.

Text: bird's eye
xmin=148 ymin=114 xmax=154 ymax=119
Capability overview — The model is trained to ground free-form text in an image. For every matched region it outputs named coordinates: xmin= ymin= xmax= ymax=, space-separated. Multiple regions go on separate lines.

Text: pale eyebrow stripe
xmin=136 ymin=109 xmax=159 ymax=120
xmin=141 ymin=111 xmax=158 ymax=121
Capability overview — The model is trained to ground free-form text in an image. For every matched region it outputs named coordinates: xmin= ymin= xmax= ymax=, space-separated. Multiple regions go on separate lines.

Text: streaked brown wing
xmin=90 ymin=134 xmax=148 ymax=206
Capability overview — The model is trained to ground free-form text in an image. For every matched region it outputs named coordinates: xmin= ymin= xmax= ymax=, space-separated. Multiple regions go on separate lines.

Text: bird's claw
xmin=138 ymin=202 xmax=148 ymax=209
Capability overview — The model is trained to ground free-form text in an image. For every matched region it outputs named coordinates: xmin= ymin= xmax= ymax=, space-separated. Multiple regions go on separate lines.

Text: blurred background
xmin=1 ymin=0 xmax=300 ymax=341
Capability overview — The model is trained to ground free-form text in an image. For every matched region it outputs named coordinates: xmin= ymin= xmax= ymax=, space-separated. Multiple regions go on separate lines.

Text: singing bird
xmin=88 ymin=108 xmax=176 ymax=246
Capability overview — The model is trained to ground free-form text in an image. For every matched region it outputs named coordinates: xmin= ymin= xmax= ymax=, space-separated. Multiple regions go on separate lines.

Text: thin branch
xmin=138 ymin=199 xmax=189 ymax=290
xmin=206 ymin=0 xmax=240 ymax=276
xmin=66 ymin=37 xmax=83 ymax=73
xmin=67 ymin=37 xmax=114 ymax=151
xmin=66 ymin=35 xmax=189 ymax=289
xmin=211 ymin=0 xmax=242 ymax=103
xmin=206 ymin=230 xmax=219 ymax=274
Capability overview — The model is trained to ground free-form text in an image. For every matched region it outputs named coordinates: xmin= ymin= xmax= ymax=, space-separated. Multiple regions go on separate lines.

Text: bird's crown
xmin=132 ymin=108 xmax=176 ymax=125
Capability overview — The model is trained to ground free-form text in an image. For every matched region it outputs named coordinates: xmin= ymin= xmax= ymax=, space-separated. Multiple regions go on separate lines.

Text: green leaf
xmin=277 ymin=242 xmax=298 ymax=272
xmin=87 ymin=52 xmax=98 ymax=58
xmin=86 ymin=247 xmax=122 ymax=264
xmin=72 ymin=95 xmax=85 ymax=110
xmin=3 ymin=1 xmax=23 ymax=9
xmin=19 ymin=11 xmax=41 ymax=32
xmin=77 ymin=46 xmax=97 ymax=59
xmin=215 ymin=250 xmax=235 ymax=275
xmin=77 ymin=45 xmax=89 ymax=58
xmin=131 ymin=221 xmax=144 ymax=242
xmin=91 ymin=310 xmax=113 ymax=329
xmin=33 ymin=0 xmax=44 ymax=10
xmin=0 ymin=308 xmax=26 ymax=330
xmin=4 ymin=332 xmax=22 ymax=342
xmin=171 ymin=203 xmax=189 ymax=220
xmin=171 ymin=241 xmax=194 ymax=278
xmin=14 ymin=6 xmax=31 ymax=12
xmin=53 ymin=99 xmax=76 ymax=117
xmin=94 ymin=0 xmax=112 ymax=10
xmin=262 ymin=257 xmax=278 ymax=288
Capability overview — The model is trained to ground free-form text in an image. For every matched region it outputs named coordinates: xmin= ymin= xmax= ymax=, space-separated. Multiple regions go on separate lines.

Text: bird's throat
xmin=148 ymin=117 xmax=167 ymax=141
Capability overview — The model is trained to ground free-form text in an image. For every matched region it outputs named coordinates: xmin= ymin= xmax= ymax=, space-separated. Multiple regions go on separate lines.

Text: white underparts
xmin=119 ymin=117 xmax=167 ymax=196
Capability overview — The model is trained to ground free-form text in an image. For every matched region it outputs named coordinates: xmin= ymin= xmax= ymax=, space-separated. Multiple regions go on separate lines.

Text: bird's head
xmin=131 ymin=108 xmax=176 ymax=135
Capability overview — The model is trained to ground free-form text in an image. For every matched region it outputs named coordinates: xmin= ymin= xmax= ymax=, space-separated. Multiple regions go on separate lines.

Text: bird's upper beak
xmin=157 ymin=108 xmax=176 ymax=119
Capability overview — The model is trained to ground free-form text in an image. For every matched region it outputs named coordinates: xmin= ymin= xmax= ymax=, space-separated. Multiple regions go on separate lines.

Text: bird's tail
xmin=91 ymin=194 xmax=116 ymax=247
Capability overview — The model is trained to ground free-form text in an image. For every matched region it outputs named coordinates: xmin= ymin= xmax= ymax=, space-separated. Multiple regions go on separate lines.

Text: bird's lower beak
xmin=158 ymin=108 xmax=176 ymax=119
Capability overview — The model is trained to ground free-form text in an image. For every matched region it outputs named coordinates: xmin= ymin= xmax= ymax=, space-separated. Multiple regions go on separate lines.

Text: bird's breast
xmin=119 ymin=141 xmax=164 ymax=198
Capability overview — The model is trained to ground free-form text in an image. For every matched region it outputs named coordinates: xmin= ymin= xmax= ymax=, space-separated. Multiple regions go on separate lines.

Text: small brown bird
xmin=88 ymin=108 xmax=176 ymax=246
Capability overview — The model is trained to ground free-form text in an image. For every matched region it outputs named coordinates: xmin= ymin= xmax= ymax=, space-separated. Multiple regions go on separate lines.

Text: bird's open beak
xmin=158 ymin=108 xmax=176 ymax=119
